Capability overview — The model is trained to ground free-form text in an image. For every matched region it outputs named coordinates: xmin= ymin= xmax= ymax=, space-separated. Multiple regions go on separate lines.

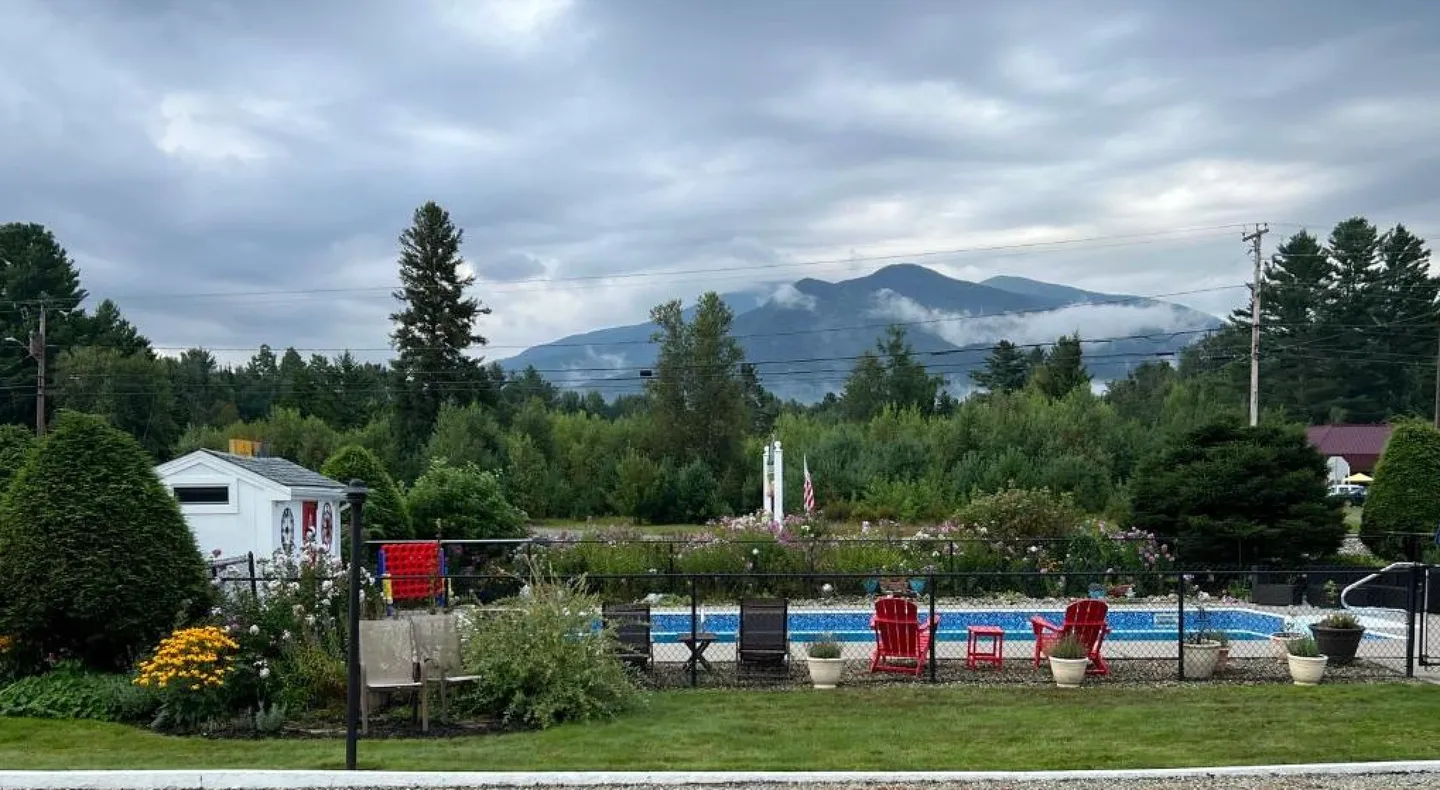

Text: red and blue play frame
xmin=376 ymin=541 xmax=447 ymax=615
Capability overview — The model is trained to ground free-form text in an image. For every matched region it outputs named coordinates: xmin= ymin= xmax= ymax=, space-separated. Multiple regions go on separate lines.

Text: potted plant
xmin=1183 ymin=628 xmax=1223 ymax=680
xmin=1214 ymin=630 xmax=1231 ymax=674
xmin=806 ymin=634 xmax=844 ymax=689
xmin=1269 ymin=618 xmax=1304 ymax=660
xmin=1047 ymin=633 xmax=1089 ymax=688
xmin=1286 ymin=636 xmax=1328 ymax=685
xmin=1310 ymin=612 xmax=1365 ymax=666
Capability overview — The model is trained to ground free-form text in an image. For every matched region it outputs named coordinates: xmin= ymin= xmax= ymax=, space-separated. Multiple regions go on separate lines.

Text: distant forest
xmin=0 ymin=209 xmax=1431 ymax=524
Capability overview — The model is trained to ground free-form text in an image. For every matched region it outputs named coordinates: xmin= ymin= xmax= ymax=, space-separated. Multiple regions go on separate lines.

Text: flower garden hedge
xmin=524 ymin=488 xmax=1178 ymax=601
xmin=0 ymin=410 xmax=637 ymax=736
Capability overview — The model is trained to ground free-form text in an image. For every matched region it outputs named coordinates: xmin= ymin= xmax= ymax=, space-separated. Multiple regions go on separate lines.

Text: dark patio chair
xmin=737 ymin=598 xmax=789 ymax=679
xmin=602 ymin=602 xmax=653 ymax=670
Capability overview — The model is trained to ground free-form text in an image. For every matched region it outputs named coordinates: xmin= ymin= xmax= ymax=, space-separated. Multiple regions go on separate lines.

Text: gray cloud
xmin=478 ymin=251 xmax=548 ymax=283
xmin=2 ymin=0 xmax=1439 ymax=366
xmin=865 ymin=289 xmax=1213 ymax=349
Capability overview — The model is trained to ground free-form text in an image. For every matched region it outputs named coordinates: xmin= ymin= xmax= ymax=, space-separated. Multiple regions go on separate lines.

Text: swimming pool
xmin=646 ymin=607 xmax=1398 ymax=643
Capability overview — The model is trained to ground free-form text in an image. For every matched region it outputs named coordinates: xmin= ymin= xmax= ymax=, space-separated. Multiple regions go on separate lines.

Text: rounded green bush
xmin=321 ymin=444 xmax=411 ymax=539
xmin=407 ymin=457 xmax=526 ymax=540
xmin=1361 ymin=419 xmax=1440 ymax=561
xmin=1129 ymin=422 xmax=1344 ymax=568
xmin=0 ymin=411 xmax=212 ymax=672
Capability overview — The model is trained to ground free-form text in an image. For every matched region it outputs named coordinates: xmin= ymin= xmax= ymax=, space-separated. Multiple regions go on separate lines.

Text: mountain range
xmin=499 ymin=264 xmax=1223 ymax=402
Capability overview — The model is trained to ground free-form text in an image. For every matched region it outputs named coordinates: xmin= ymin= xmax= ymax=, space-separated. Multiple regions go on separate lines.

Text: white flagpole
xmin=773 ymin=440 xmax=784 ymax=524
xmin=762 ymin=443 xmax=772 ymax=515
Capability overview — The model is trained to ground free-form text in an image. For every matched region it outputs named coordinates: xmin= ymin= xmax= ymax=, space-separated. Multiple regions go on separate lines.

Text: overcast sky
xmin=3 ymin=0 xmax=1439 ymax=365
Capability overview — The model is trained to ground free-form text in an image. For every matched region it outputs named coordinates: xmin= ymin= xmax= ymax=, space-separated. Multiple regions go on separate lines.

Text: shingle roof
xmin=200 ymin=449 xmax=345 ymax=490
xmin=1305 ymin=424 xmax=1393 ymax=457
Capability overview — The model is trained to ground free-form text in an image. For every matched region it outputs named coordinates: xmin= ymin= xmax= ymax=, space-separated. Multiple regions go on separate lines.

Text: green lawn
xmin=2 ymin=684 xmax=1438 ymax=771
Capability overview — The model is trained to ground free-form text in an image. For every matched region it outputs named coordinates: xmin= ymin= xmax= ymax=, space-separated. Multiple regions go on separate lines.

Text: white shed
xmin=155 ymin=449 xmax=347 ymax=562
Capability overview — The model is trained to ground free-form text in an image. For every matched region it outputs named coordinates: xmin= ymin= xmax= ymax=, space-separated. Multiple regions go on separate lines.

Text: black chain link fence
xmin=210 ymin=537 xmax=1436 ymax=689
xmin=409 ymin=567 xmax=1427 ymax=688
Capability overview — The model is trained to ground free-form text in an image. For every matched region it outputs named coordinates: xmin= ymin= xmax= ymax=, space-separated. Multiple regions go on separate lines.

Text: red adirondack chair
xmin=1030 ymin=599 xmax=1111 ymax=675
xmin=869 ymin=596 xmax=941 ymax=676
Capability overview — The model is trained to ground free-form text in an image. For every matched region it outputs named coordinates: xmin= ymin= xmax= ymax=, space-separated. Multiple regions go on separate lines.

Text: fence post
xmin=246 ymin=552 xmax=257 ymax=598
xmin=689 ymin=575 xmax=699 ymax=689
xmin=1424 ymin=566 xmax=1433 ymax=668
xmin=927 ymin=573 xmax=937 ymax=683
xmin=665 ymin=543 xmax=675 ymax=595
xmin=946 ymin=542 xmax=955 ymax=596
xmin=1176 ymin=573 xmax=1186 ymax=681
xmin=1406 ymin=564 xmax=1419 ymax=679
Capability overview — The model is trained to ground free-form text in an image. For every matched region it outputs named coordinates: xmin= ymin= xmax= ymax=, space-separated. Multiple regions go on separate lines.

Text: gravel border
xmin=5 ymin=765 xmax=1440 ymax=790
xmin=643 ymin=656 xmax=1405 ymax=690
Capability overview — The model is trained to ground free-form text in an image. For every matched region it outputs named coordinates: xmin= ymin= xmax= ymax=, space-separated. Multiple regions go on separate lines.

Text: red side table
xmin=966 ymin=625 xmax=1005 ymax=669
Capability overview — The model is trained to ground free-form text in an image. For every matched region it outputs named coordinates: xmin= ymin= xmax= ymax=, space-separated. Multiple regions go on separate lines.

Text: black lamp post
xmin=344 ymin=479 xmax=368 ymax=770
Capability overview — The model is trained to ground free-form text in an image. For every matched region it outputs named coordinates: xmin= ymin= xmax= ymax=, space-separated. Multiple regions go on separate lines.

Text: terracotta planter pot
xmin=1270 ymin=632 xmax=1304 ymax=660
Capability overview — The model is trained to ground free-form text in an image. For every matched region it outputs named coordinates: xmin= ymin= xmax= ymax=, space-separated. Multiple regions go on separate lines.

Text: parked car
xmin=1327 ymin=483 xmax=1366 ymax=506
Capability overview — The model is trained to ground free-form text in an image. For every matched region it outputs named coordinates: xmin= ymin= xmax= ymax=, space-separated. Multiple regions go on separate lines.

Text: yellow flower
xmin=137 ymin=625 xmax=238 ymax=693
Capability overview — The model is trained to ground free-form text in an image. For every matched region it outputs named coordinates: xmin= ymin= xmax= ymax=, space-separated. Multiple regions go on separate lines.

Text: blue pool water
xmin=646 ymin=607 xmax=1391 ymax=644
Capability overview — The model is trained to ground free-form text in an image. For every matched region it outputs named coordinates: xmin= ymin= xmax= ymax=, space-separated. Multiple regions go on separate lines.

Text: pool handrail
xmin=1341 ymin=561 xmax=1420 ymax=615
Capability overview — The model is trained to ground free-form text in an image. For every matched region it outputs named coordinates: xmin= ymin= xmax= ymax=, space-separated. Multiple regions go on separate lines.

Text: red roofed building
xmin=1305 ymin=423 xmax=1393 ymax=474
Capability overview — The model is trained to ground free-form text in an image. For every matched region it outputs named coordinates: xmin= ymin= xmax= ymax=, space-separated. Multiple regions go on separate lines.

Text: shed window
xmin=174 ymin=485 xmax=230 ymax=505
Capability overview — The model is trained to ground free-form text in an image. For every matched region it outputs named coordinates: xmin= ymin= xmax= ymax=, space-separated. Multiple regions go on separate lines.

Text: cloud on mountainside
xmin=762 ymin=283 xmax=819 ymax=313
xmin=865 ymin=289 xmax=1211 ymax=350
xmin=2 ymin=0 xmax=1439 ymax=365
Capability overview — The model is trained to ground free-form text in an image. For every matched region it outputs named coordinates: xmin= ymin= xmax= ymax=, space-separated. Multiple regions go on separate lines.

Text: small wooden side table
xmin=966 ymin=625 xmax=1005 ymax=670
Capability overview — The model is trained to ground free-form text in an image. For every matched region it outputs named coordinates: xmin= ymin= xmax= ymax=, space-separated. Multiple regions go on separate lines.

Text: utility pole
xmin=1243 ymin=224 xmax=1269 ymax=428
xmin=33 ymin=304 xmax=45 ymax=436
xmin=20 ymin=298 xmax=49 ymax=437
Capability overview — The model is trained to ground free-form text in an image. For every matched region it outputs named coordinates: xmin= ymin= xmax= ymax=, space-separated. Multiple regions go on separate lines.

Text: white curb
xmin=3 ymin=764 xmax=1440 ymax=788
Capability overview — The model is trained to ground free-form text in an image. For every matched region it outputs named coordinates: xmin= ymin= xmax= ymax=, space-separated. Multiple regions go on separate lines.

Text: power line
xmin=38 ymin=340 xmax=1440 ymax=401
xmin=32 ymin=350 xmax=1197 ymax=398
xmin=70 ymin=283 xmax=1244 ymax=355
xmin=43 ymin=223 xmax=1253 ymax=307
xmin=49 ymin=329 xmax=1220 ymax=383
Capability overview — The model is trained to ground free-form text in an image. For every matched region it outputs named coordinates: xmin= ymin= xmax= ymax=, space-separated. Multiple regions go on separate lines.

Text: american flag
xmin=803 ymin=455 xmax=815 ymax=514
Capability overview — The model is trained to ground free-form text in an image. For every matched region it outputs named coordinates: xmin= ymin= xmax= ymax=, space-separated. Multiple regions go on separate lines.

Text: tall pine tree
xmin=390 ymin=201 xmax=490 ymax=455
xmin=879 ymin=325 xmax=942 ymax=414
xmin=1320 ymin=217 xmax=1384 ymax=421
xmin=839 ymin=351 xmax=887 ymax=422
xmin=970 ymin=339 xmax=1030 ymax=394
xmin=1183 ymin=217 xmax=1436 ymax=424
xmin=1030 ymin=334 xmax=1091 ymax=398
xmin=0 ymin=223 xmax=89 ymax=430
xmin=839 ymin=326 xmax=942 ymax=419
xmin=646 ymin=292 xmax=745 ymax=473
xmin=1242 ymin=230 xmax=1337 ymax=422
xmin=1372 ymin=224 xmax=1436 ymax=418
